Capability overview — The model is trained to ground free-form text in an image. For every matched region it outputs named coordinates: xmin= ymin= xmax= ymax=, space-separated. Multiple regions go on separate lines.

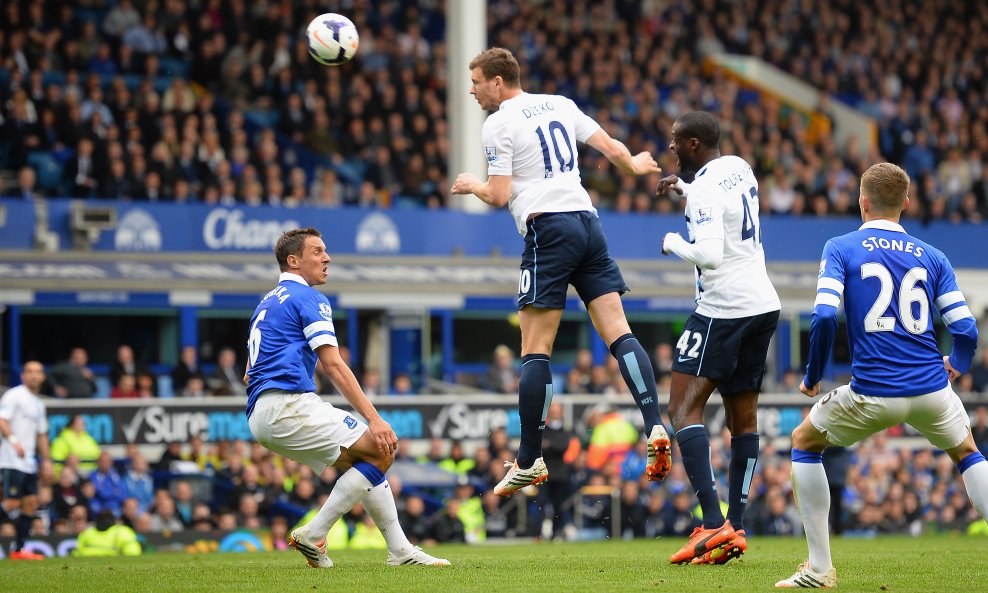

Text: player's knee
xmin=791 ymin=420 xmax=826 ymax=451
xmin=947 ymin=437 xmax=979 ymax=465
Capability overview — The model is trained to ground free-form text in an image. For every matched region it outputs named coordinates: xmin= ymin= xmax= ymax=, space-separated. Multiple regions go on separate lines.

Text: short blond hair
xmin=468 ymin=48 xmax=520 ymax=88
xmin=860 ymin=162 xmax=910 ymax=213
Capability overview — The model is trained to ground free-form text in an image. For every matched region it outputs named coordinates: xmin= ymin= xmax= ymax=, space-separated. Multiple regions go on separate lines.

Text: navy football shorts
xmin=671 ymin=310 xmax=780 ymax=394
xmin=517 ymin=211 xmax=628 ymax=310
xmin=1 ymin=468 xmax=39 ymax=499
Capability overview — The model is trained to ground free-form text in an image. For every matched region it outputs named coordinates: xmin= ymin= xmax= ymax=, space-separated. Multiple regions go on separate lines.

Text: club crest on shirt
xmin=695 ymin=207 xmax=713 ymax=225
xmin=485 ymin=145 xmax=498 ymax=163
xmin=318 ymin=302 xmax=333 ymax=321
xmin=343 ymin=415 xmax=358 ymax=429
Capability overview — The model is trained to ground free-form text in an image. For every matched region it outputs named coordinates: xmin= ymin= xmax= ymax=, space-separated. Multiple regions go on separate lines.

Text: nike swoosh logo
xmin=678 ymin=356 xmax=693 ymax=363
xmin=694 ymin=528 xmax=728 ymax=554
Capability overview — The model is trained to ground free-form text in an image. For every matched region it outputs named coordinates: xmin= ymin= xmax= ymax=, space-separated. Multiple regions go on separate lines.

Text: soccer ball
xmin=306 ymin=13 xmax=359 ymax=66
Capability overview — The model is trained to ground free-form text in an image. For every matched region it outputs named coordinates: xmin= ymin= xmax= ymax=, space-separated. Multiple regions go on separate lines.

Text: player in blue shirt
xmin=776 ymin=164 xmax=985 ymax=589
xmin=245 ymin=228 xmax=449 ymax=568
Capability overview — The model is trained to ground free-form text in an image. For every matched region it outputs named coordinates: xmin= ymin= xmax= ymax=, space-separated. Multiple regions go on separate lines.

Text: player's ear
xmin=900 ymin=195 xmax=910 ymax=213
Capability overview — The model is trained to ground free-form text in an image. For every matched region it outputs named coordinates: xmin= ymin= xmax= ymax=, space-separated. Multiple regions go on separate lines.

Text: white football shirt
xmin=684 ymin=155 xmax=780 ymax=318
xmin=483 ymin=92 xmax=601 ymax=235
xmin=0 ymin=385 xmax=48 ymax=473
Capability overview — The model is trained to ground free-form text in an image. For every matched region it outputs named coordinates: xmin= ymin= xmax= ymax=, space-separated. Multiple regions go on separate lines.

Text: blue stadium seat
xmin=157 ymin=57 xmax=190 ymax=78
xmin=94 ymin=377 xmax=112 ymax=399
xmin=27 ymin=151 xmax=64 ymax=193
xmin=157 ymin=375 xmax=175 ymax=398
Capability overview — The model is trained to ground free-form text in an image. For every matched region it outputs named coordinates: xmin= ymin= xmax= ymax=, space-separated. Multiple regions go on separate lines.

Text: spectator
xmin=171 ymin=345 xmax=199 ymax=393
xmin=540 ymin=402 xmax=581 ymax=540
xmin=438 ymin=441 xmax=476 ymax=476
xmin=585 ymin=404 xmax=639 ymax=472
xmin=430 ymin=499 xmax=466 ymax=543
xmin=970 ymin=350 xmax=988 ymax=393
xmin=149 ymin=491 xmax=184 ymax=533
xmin=486 ymin=344 xmax=519 ymax=394
xmin=111 ymin=374 xmax=138 ymax=399
xmin=397 ymin=495 xmax=434 ymax=546
xmin=392 ymin=373 xmax=415 ymax=396
xmin=52 ymin=467 xmax=87 ymax=519
xmin=89 ymin=452 xmax=126 ymax=517
xmin=135 ymin=371 xmax=157 ymax=398
xmin=50 ymin=414 xmax=101 ymax=476
xmin=4 ymin=166 xmax=43 ymax=200
xmin=180 ymin=375 xmax=208 ymax=398
xmin=123 ymin=454 xmax=154 ymax=513
xmin=49 ymin=347 xmax=98 ymax=399
xmin=154 ymin=441 xmax=184 ymax=472
xmin=172 ymin=480 xmax=196 ymax=526
xmin=206 ymin=347 xmax=246 ymax=396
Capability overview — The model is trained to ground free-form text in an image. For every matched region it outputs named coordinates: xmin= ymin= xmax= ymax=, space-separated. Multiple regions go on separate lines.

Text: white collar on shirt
xmin=279 ymin=272 xmax=309 ymax=286
xmin=859 ymin=219 xmax=906 ymax=233
xmin=498 ymin=92 xmax=528 ymax=111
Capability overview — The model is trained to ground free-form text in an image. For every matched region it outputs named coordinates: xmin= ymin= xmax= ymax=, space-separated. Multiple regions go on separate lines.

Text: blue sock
xmin=677 ymin=424 xmax=724 ymax=529
xmin=610 ymin=333 xmax=661 ymax=435
xmin=352 ymin=461 xmax=385 ymax=487
xmin=517 ymin=354 xmax=552 ymax=469
xmin=14 ymin=513 xmax=33 ymax=552
xmin=726 ymin=433 xmax=759 ymax=531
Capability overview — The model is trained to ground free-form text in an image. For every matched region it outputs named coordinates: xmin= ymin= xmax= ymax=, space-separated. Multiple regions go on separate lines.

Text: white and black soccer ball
xmin=306 ymin=13 xmax=359 ymax=66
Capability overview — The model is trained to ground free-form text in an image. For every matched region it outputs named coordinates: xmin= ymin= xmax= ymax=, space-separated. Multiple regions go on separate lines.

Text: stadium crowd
xmin=5 ymin=402 xmax=988 ymax=549
xmin=8 ymin=339 xmax=988 ymax=546
xmin=1 ymin=0 xmax=986 ymax=220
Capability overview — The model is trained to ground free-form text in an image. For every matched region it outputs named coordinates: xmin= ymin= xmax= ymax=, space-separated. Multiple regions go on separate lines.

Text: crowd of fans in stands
xmin=0 ymin=0 xmax=986 ymax=221
xmin=5 ymin=403 xmax=988 ymax=548
xmin=5 ymin=340 xmax=988 ymax=546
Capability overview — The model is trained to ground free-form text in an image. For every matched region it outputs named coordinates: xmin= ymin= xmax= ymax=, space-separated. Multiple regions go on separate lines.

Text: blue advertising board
xmin=1 ymin=198 xmax=986 ymax=266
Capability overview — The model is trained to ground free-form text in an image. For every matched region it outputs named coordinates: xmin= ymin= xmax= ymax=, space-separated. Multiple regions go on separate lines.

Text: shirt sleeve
xmin=804 ymin=239 xmax=845 ymax=388
xmin=298 ymin=295 xmax=338 ymax=351
xmin=931 ymin=251 xmax=979 ymax=373
xmin=569 ymin=99 xmax=600 ymax=143
xmin=0 ymin=392 xmax=13 ymax=422
xmin=686 ymin=185 xmax=727 ymax=244
xmin=483 ymin=117 xmax=513 ymax=177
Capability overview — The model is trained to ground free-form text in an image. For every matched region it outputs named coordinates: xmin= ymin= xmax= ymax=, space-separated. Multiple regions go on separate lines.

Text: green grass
xmin=4 ymin=535 xmax=982 ymax=593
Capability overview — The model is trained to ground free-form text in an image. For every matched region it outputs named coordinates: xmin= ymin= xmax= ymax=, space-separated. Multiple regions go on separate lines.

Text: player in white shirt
xmin=0 ymin=361 xmax=52 ymax=560
xmin=451 ymin=47 xmax=672 ymax=497
xmin=657 ymin=111 xmax=781 ymax=566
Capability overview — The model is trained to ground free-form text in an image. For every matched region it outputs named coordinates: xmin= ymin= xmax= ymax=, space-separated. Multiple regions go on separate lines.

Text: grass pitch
xmin=3 ymin=535 xmax=981 ymax=593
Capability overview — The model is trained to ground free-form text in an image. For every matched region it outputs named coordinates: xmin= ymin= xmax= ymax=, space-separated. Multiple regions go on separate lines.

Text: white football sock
xmin=792 ymin=460 xmax=833 ymax=573
xmin=961 ymin=458 xmax=988 ymax=521
xmin=305 ymin=467 xmax=372 ymax=538
xmin=362 ymin=478 xmax=412 ymax=554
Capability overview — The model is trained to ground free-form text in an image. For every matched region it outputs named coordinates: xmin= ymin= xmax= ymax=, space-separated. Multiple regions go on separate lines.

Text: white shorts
xmin=809 ymin=384 xmax=970 ymax=450
xmin=248 ymin=391 xmax=366 ymax=472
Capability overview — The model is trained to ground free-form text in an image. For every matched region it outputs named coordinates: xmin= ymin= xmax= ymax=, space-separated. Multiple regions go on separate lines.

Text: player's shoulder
xmin=691 ymin=155 xmax=754 ymax=191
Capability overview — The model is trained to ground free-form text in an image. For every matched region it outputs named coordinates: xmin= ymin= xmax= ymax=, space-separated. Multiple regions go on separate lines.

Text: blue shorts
xmin=671 ymin=310 xmax=780 ymax=394
xmin=517 ymin=211 xmax=628 ymax=310
xmin=1 ymin=468 xmax=38 ymax=499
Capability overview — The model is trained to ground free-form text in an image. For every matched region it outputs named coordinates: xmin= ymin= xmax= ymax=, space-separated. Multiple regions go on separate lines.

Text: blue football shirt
xmin=245 ymin=273 xmax=338 ymax=417
xmin=804 ymin=220 xmax=978 ymax=397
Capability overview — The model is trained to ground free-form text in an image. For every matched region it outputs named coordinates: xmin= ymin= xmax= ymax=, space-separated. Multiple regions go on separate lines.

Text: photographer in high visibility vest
xmin=74 ymin=510 xmax=142 ymax=557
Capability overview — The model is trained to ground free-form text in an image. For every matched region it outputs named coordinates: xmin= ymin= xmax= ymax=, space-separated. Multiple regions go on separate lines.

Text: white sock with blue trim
xmin=305 ymin=467 xmax=372 ymax=538
xmin=959 ymin=452 xmax=988 ymax=521
xmin=363 ymin=479 xmax=412 ymax=554
xmin=792 ymin=449 xmax=832 ymax=573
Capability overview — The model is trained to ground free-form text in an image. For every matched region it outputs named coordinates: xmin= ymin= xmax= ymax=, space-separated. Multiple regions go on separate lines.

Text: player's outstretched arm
xmin=316 ymin=345 xmax=397 ymax=455
xmin=450 ymin=173 xmax=512 ymax=208
xmin=585 ymin=129 xmax=660 ymax=176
